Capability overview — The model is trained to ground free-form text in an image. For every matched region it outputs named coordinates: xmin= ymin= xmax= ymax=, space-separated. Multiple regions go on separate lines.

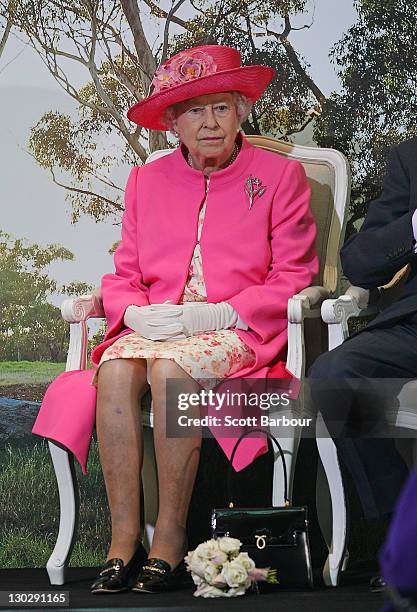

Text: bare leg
xmin=149 ymin=358 xmax=202 ymax=568
xmin=96 ymin=358 xmax=148 ymax=564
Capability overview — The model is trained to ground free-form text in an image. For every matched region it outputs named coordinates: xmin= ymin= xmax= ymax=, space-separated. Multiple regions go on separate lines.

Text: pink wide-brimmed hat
xmin=127 ymin=45 xmax=275 ymax=131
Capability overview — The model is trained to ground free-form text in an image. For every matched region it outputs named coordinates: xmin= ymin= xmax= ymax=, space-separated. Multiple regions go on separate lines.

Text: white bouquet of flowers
xmin=184 ymin=536 xmax=278 ymax=598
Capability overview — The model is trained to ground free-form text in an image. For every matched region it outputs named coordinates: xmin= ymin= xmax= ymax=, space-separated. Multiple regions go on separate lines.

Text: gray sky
xmin=0 ymin=0 xmax=356 ymax=297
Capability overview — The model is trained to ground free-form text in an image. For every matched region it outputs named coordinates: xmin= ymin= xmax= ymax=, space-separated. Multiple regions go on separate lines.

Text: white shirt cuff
xmin=235 ymin=314 xmax=249 ymax=330
xmin=412 ymin=209 xmax=417 ymax=254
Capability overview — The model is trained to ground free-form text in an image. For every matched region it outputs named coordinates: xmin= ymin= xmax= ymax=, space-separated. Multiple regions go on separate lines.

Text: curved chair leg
xmin=269 ymin=425 xmax=301 ymax=505
xmin=316 ymin=457 xmax=350 ymax=574
xmin=316 ymin=415 xmax=347 ymax=587
xmin=142 ymin=426 xmax=158 ymax=550
xmin=47 ymin=442 xmax=79 ymax=585
xmin=316 ymin=456 xmax=332 ymax=543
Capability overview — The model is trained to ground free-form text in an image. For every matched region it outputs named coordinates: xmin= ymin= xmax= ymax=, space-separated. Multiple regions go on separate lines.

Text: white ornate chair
xmin=318 ymin=264 xmax=417 ymax=586
xmin=45 ymin=134 xmax=351 ymax=585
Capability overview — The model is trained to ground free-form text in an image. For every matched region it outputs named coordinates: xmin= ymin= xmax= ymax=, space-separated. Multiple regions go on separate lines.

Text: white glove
xmin=180 ymin=302 xmax=238 ymax=336
xmin=124 ymin=304 xmax=183 ymax=341
xmin=141 ymin=302 xmax=242 ymax=337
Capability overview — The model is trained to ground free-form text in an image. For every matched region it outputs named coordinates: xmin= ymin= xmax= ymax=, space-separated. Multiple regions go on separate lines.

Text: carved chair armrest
xmin=324 ymin=263 xmax=410 ymax=324
xmin=321 ymin=264 xmax=411 ymax=352
xmin=61 ymin=288 xmax=104 ymax=371
xmin=321 ymin=285 xmax=381 ymax=350
xmin=61 ymin=288 xmax=104 ymax=323
xmin=321 ymin=286 xmax=371 ymax=350
xmin=286 ymin=286 xmax=330 ymax=378
xmin=298 ymin=285 xmax=331 ymax=311
xmin=288 ymin=285 xmax=331 ymax=323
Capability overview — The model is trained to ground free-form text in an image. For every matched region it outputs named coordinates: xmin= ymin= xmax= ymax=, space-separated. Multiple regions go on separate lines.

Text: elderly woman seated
xmin=33 ymin=44 xmax=318 ymax=595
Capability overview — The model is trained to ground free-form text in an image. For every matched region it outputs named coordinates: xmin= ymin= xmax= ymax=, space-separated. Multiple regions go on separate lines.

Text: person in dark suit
xmin=309 ymin=138 xmax=417 ymax=562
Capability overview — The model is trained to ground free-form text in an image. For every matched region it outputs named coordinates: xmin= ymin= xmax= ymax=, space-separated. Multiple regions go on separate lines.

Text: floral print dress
xmin=97 ymin=182 xmax=256 ymax=381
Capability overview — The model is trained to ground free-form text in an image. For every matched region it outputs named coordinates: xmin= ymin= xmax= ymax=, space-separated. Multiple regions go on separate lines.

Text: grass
xmin=0 ymin=361 xmax=66 ymax=386
xmin=0 ymin=438 xmax=110 ymax=568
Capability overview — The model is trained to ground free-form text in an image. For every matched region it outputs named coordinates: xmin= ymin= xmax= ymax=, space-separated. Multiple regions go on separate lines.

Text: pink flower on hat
xmin=152 ymin=49 xmax=217 ymax=93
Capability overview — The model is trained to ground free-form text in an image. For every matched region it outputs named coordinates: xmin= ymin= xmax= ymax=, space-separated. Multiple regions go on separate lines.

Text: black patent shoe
xmin=131 ymin=557 xmax=191 ymax=593
xmin=370 ymin=575 xmax=386 ymax=593
xmin=91 ymin=543 xmax=148 ymax=594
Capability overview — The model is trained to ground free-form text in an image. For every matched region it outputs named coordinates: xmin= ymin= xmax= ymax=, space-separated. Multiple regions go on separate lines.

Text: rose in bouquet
xmin=184 ymin=536 xmax=278 ymax=598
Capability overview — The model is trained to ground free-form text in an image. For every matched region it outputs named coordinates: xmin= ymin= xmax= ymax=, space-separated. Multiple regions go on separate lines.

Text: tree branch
xmin=161 ymin=0 xmax=187 ymax=65
xmin=142 ymin=0 xmax=189 ymax=29
xmin=189 ymin=0 xmax=205 ymax=14
xmin=290 ymin=23 xmax=313 ymax=31
xmin=23 ymin=144 xmax=124 ymax=213
xmin=205 ymin=0 xmax=226 ymax=43
xmin=86 ymin=52 xmax=149 ymax=160
xmin=119 ymin=0 xmax=157 ymax=88
xmin=0 ymin=0 xmax=13 ymax=60
xmin=282 ymin=13 xmax=291 ymax=37
xmin=267 ymin=14 xmax=326 ymax=106
xmin=35 ymin=42 xmax=109 ymax=113
xmin=100 ymin=33 xmax=142 ymax=100
xmin=119 ymin=1 xmax=168 ymax=151
xmin=45 ymin=0 xmax=144 ymax=72
xmin=281 ymin=112 xmax=315 ymax=138
xmin=0 ymin=38 xmax=27 ymax=75
xmin=245 ymin=13 xmax=256 ymax=55
xmin=88 ymin=169 xmax=124 ymax=192
xmin=87 ymin=0 xmax=97 ymax=67
xmin=50 ymin=168 xmax=124 ymax=213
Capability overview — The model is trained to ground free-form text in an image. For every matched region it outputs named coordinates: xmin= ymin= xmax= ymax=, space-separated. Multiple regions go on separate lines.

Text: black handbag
xmin=211 ymin=429 xmax=313 ymax=590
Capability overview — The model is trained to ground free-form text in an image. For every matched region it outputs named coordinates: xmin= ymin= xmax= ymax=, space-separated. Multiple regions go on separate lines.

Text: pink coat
xmin=32 ymin=136 xmax=318 ymax=473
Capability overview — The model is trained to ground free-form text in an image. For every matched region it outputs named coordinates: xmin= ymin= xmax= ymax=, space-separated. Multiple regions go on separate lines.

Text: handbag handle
xmin=227 ymin=428 xmax=290 ymax=508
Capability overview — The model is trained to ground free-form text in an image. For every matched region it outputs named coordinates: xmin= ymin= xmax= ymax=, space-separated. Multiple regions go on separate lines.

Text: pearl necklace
xmin=187 ymin=142 xmax=240 ymax=169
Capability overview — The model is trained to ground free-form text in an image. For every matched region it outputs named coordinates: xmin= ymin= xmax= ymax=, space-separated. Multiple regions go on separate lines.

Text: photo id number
xmin=0 ymin=591 xmax=69 ymax=607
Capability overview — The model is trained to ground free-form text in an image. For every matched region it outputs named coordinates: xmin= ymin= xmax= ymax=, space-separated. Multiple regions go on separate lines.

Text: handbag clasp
xmin=255 ymin=535 xmax=267 ymax=549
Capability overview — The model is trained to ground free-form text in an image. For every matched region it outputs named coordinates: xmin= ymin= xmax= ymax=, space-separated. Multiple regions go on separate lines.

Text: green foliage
xmin=0 ymin=230 xmax=91 ymax=362
xmin=78 ymin=56 xmax=144 ymax=133
xmin=314 ymin=0 xmax=417 ymax=236
xmin=89 ymin=321 xmax=106 ymax=357
xmin=61 ymin=281 xmax=95 ymax=297
xmin=29 ymin=112 xmax=77 ymax=174
xmin=28 ymin=110 xmax=124 ymax=223
xmin=0 ymin=440 xmax=109 ymax=568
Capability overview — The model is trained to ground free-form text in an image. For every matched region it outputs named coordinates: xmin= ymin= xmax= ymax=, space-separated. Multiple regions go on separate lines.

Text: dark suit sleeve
xmin=341 ymin=146 xmax=416 ymax=289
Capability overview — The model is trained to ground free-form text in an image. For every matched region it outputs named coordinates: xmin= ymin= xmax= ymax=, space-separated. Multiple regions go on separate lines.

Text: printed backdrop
xmin=1 ymin=0 xmax=416 ymax=569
